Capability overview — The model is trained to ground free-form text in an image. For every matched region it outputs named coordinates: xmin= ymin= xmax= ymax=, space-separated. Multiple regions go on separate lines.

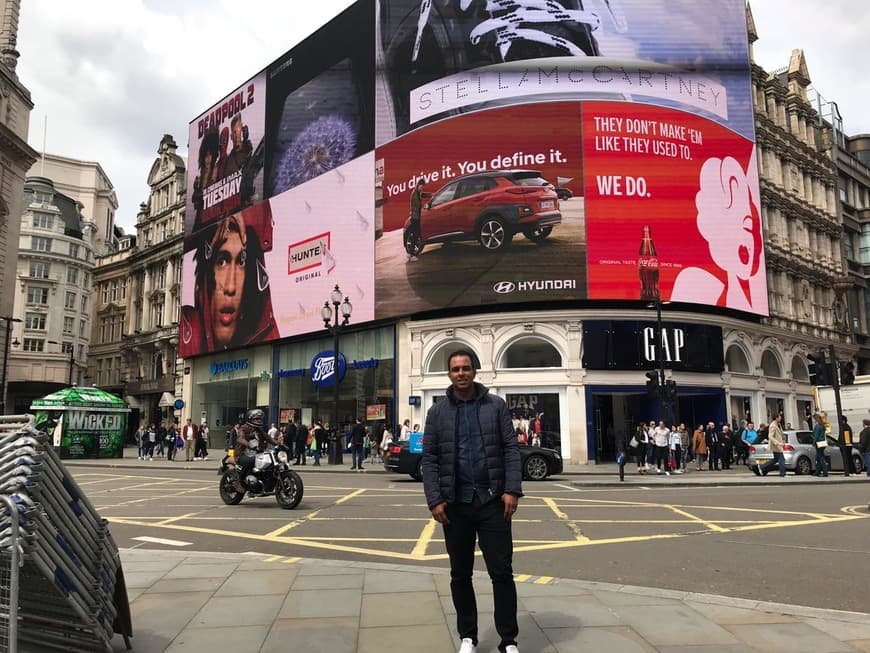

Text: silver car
xmin=747 ymin=429 xmax=865 ymax=475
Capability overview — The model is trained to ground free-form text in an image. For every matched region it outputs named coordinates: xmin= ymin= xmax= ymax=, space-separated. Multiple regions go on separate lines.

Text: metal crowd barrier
xmin=0 ymin=415 xmax=132 ymax=652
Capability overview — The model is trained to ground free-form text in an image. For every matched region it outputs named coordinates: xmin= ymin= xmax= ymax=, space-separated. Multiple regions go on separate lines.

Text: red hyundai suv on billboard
xmin=403 ymin=170 xmax=562 ymax=254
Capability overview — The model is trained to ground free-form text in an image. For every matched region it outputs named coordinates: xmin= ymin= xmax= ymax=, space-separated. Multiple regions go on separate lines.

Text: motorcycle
xmin=218 ymin=437 xmax=303 ymax=509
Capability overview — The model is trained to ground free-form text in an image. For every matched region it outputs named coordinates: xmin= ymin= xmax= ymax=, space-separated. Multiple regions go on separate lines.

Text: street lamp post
xmin=1 ymin=316 xmax=22 ymax=415
xmin=321 ymin=284 xmax=352 ymax=465
xmin=68 ymin=346 xmax=75 ymax=386
xmin=648 ymin=300 xmax=673 ymax=424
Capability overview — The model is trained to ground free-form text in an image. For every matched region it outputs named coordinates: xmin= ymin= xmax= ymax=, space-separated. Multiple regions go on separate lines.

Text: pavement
xmin=57 ymin=448 xmax=870 ymax=652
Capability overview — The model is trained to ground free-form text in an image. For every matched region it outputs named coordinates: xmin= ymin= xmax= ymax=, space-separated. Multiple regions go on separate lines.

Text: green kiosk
xmin=31 ymin=386 xmax=130 ymax=459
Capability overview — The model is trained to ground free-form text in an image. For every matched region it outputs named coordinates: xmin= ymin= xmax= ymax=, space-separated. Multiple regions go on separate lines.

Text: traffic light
xmin=808 ymin=351 xmax=832 ymax=385
xmin=645 ymin=370 xmax=660 ymax=396
xmin=840 ymin=361 xmax=855 ymax=385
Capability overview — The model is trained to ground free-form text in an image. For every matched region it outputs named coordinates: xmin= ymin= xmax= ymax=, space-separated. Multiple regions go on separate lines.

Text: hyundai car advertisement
xmin=181 ymin=0 xmax=764 ymax=359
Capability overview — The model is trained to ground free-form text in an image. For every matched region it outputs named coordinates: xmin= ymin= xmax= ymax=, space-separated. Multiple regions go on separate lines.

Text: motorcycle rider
xmin=233 ymin=409 xmax=266 ymax=492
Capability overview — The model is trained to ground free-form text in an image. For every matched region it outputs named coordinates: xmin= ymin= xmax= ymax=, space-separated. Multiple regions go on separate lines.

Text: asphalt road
xmin=72 ymin=466 xmax=870 ymax=614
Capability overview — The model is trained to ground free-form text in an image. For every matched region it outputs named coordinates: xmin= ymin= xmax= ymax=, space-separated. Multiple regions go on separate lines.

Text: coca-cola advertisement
xmin=583 ymin=101 xmax=767 ymax=316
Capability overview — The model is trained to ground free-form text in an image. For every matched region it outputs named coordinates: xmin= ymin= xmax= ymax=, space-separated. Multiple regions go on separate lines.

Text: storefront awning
xmin=158 ymin=392 xmax=177 ymax=408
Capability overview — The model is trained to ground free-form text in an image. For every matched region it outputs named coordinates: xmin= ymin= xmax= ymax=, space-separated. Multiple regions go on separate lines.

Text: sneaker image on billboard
xmin=377 ymin=0 xmax=627 ymax=138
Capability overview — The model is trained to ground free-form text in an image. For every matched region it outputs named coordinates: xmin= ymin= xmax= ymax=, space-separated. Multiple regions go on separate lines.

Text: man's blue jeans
xmin=814 ymin=445 xmax=829 ymax=476
xmin=760 ymin=451 xmax=786 ymax=476
xmin=864 ymin=451 xmax=870 ymax=477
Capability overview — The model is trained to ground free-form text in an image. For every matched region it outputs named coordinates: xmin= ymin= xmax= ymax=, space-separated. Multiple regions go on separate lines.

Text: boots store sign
xmin=582 ymin=321 xmax=724 ymax=372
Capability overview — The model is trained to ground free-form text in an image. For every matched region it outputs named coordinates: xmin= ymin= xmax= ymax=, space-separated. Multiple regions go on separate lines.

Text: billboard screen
xmin=374 ymin=0 xmax=766 ymax=318
xmin=182 ymin=0 xmax=764 ymax=359
xmin=186 ymin=73 xmax=267 ymax=239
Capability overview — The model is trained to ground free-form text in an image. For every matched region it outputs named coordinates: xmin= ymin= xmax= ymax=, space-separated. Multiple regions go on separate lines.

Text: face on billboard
xmin=376 ymin=0 xmax=753 ymax=144
xmin=186 ymin=74 xmax=267 ymax=242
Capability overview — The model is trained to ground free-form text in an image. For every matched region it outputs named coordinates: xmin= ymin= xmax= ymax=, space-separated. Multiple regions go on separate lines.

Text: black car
xmin=384 ymin=440 xmax=563 ymax=481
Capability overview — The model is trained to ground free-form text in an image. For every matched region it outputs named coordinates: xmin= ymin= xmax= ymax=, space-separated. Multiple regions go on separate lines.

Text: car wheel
xmin=478 ymin=217 xmax=512 ymax=251
xmin=523 ymin=226 xmax=553 ymax=242
xmin=404 ymin=227 xmax=423 ymax=256
xmin=524 ymin=454 xmax=549 ymax=481
xmin=795 ymin=456 xmax=812 ymax=476
xmin=411 ymin=459 xmax=423 ymax=482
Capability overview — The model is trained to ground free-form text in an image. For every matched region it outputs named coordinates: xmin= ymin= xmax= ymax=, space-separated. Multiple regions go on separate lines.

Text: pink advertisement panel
xmin=180 ymin=154 xmax=375 ymax=358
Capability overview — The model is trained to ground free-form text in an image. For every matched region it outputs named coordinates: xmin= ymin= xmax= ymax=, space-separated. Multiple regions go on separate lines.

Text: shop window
xmin=725 ymin=344 xmax=750 ymax=374
xmin=761 ymin=350 xmax=782 ymax=378
xmin=426 ymin=341 xmax=478 ymax=374
xmin=499 ymin=337 xmax=562 ymax=369
xmin=791 ymin=356 xmax=809 ymax=382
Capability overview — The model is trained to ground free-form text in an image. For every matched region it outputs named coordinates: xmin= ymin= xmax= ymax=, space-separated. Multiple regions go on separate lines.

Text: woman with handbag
xmin=812 ymin=412 xmax=829 ymax=477
xmin=633 ymin=423 xmax=648 ymax=474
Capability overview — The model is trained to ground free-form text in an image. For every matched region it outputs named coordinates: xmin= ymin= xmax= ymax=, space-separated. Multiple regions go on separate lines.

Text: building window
xmin=110 ymin=280 xmax=119 ymax=302
xmin=69 ymin=243 xmax=80 ymax=258
xmin=22 ymin=338 xmax=44 ymax=352
xmin=34 ymin=191 xmax=52 ymax=205
xmin=119 ymin=314 xmax=126 ymax=337
xmin=155 ymin=264 xmax=166 ymax=289
xmin=24 ymin=312 xmax=46 ymax=330
xmin=101 ymin=283 xmax=109 ymax=304
xmin=498 ymin=337 xmax=562 ymax=368
xmin=81 ymin=295 xmax=88 ymax=313
xmin=65 ymin=291 xmax=76 ymax=309
xmin=32 ymin=236 xmax=52 ymax=252
xmin=27 ymin=286 xmax=49 ymax=304
xmin=63 ymin=316 xmax=74 ymax=334
xmin=120 ymin=279 xmax=127 ymax=299
xmin=29 ymin=261 xmax=49 ymax=279
xmin=67 ymin=267 xmax=79 ymax=285
xmin=426 ymin=341 xmax=478 ymax=374
xmin=32 ymin=212 xmax=53 ymax=229
xmin=725 ymin=345 xmax=751 ymax=374
xmin=153 ymin=303 xmax=163 ymax=327
xmin=80 ymin=319 xmax=87 ymax=337
xmin=61 ymin=341 xmax=74 ymax=354
xmin=761 ymin=350 xmax=783 ymax=378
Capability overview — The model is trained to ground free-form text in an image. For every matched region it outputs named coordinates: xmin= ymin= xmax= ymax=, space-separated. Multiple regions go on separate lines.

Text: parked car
xmin=747 ymin=429 xmax=865 ymax=475
xmin=403 ymin=170 xmax=562 ymax=255
xmin=384 ymin=439 xmax=563 ymax=481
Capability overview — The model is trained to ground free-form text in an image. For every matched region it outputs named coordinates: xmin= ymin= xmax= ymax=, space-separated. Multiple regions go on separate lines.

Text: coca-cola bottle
xmin=638 ymin=225 xmax=660 ymax=301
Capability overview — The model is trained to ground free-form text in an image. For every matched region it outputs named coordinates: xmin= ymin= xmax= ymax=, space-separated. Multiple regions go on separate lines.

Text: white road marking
xmin=131 ymin=536 xmax=192 ymax=547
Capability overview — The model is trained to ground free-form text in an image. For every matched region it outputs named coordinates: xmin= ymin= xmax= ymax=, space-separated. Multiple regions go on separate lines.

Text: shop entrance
xmin=588 ymin=387 xmax=726 ymax=462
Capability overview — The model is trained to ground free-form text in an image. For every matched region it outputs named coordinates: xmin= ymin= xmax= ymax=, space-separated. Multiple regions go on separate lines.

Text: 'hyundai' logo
xmin=493 ymin=281 xmax=516 ymax=294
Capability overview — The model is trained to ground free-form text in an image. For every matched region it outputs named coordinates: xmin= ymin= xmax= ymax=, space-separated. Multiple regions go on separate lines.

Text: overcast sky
xmin=16 ymin=0 xmax=869 ymax=232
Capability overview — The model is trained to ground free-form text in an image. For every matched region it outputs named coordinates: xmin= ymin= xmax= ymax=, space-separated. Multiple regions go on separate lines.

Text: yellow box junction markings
xmin=104 ymin=484 xmax=870 ymax=562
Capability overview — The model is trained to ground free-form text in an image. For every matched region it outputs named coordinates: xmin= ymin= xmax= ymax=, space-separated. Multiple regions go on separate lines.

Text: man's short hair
xmin=863 ymin=419 xmax=870 ymax=426
xmin=447 ymin=349 xmax=479 ymax=370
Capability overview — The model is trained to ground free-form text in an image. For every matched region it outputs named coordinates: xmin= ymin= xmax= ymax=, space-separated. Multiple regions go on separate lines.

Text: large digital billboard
xmin=373 ymin=0 xmax=766 ymax=318
xmin=182 ymin=0 xmax=765 ymax=359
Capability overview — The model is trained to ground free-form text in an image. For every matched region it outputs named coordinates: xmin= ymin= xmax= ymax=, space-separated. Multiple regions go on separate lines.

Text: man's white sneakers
xmin=458 ymin=638 xmax=476 ymax=653
xmin=505 ymin=646 xmax=520 ymax=653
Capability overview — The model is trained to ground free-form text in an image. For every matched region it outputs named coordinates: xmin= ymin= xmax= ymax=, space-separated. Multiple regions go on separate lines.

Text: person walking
xmin=634 ymin=422 xmax=649 ymax=474
xmin=859 ymin=418 xmax=870 ymax=477
xmin=166 ymin=421 xmax=179 ymax=461
xmin=755 ymin=414 xmax=786 ymax=477
xmin=812 ymin=412 xmax=829 ymax=477
xmin=195 ymin=421 xmax=210 ymax=461
xmin=283 ymin=420 xmax=297 ymax=461
xmin=312 ymin=420 xmax=326 ymax=466
xmin=692 ymin=424 xmax=707 ymax=471
xmin=422 ymin=349 xmax=522 ymax=653
xmin=135 ymin=423 xmax=145 ymax=460
xmin=652 ymin=421 xmax=670 ymax=475
xmin=668 ymin=426 xmax=683 ymax=474
xmin=838 ymin=415 xmax=856 ymax=477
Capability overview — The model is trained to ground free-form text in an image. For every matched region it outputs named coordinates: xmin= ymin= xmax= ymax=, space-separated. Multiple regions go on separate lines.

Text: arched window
xmin=152 ymin=351 xmax=163 ymax=379
xmin=498 ymin=337 xmax=562 ymax=369
xmin=791 ymin=356 xmax=809 ymax=382
xmin=725 ymin=344 xmax=750 ymax=374
xmin=426 ymin=342 xmax=478 ymax=374
xmin=761 ymin=350 xmax=782 ymax=378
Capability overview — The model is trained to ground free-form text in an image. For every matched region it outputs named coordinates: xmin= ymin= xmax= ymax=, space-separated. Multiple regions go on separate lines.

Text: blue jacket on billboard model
xmin=422 ymin=381 xmax=522 ymax=510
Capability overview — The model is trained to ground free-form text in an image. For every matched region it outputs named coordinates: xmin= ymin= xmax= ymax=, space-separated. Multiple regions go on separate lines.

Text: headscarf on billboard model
xmin=180 ymin=202 xmax=279 ymax=358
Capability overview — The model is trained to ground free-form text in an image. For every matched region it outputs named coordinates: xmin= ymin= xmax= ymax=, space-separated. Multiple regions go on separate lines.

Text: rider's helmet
xmin=245 ymin=408 xmax=264 ymax=429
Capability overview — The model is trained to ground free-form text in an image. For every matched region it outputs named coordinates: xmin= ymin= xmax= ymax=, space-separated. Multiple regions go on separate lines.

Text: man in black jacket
xmin=839 ymin=415 xmax=856 ymax=477
xmin=422 ymin=349 xmax=522 ymax=653
xmin=349 ymin=418 xmax=368 ymax=470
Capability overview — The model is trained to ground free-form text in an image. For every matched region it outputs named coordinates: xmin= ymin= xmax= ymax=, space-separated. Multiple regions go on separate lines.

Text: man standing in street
xmin=349 ymin=417 xmax=367 ymax=471
xmin=422 ymin=349 xmax=522 ymax=653
xmin=839 ymin=415 xmax=857 ymax=477
xmin=182 ymin=418 xmax=198 ymax=462
xmin=705 ymin=422 xmax=720 ymax=471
